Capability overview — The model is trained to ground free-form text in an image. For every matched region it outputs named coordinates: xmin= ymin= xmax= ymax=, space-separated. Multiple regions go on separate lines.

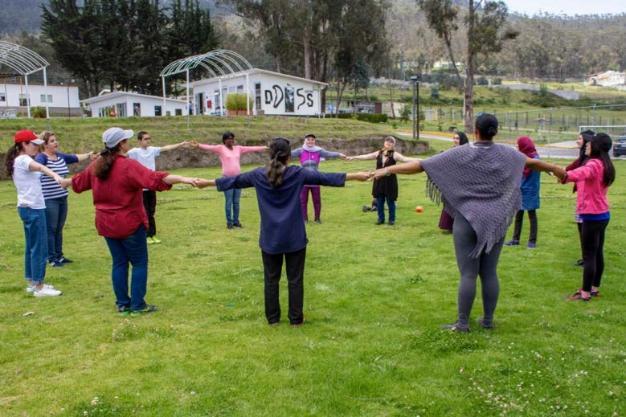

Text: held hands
xmin=58 ymin=178 xmax=72 ymax=189
xmin=370 ymin=168 xmax=389 ymax=180
xmin=351 ymin=171 xmax=371 ymax=181
xmin=339 ymin=153 xmax=347 ymax=160
xmin=195 ymin=179 xmax=215 ymax=189
xmin=88 ymin=151 xmax=99 ymax=161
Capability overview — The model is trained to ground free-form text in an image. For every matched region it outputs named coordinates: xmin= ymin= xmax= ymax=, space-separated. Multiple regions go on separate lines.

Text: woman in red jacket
xmin=66 ymin=127 xmax=202 ymax=315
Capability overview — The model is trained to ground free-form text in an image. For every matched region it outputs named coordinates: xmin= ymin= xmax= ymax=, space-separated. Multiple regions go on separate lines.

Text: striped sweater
xmin=35 ymin=152 xmax=79 ymax=199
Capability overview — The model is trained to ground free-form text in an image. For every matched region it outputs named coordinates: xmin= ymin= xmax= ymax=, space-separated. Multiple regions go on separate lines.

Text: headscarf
xmin=517 ymin=136 xmax=538 ymax=177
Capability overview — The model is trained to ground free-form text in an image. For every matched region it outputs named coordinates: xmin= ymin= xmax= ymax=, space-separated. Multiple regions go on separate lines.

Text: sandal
xmin=568 ymin=289 xmax=591 ymax=301
xmin=591 ymin=289 xmax=600 ymax=297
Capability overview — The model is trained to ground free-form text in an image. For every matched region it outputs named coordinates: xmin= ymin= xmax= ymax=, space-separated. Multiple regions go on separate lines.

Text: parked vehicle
xmin=613 ymin=135 xmax=626 ymax=157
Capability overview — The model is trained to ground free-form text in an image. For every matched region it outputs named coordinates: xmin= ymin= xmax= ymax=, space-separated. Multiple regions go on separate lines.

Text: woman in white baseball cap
xmin=63 ymin=127 xmax=206 ymax=315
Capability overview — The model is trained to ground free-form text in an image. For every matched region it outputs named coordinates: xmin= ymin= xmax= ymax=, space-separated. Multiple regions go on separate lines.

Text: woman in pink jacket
xmin=196 ymin=131 xmax=267 ymax=228
xmin=555 ymin=133 xmax=615 ymax=301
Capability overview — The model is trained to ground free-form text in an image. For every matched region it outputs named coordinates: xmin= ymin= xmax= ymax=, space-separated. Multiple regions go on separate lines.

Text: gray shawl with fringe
xmin=421 ymin=142 xmax=526 ymax=258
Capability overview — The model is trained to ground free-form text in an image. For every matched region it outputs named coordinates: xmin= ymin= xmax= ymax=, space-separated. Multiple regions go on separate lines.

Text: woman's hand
xmin=370 ymin=168 xmax=389 ymax=180
xmin=88 ymin=151 xmax=99 ymax=161
xmin=58 ymin=178 xmax=72 ymax=189
xmin=195 ymin=179 xmax=215 ymax=188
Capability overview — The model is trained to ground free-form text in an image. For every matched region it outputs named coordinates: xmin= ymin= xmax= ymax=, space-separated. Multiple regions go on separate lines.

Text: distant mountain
xmin=0 ymin=0 xmax=233 ymax=35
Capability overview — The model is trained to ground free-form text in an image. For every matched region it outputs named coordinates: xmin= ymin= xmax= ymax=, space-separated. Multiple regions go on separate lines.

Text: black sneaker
xmin=575 ymin=259 xmax=584 ymax=267
xmin=388 ymin=221 xmax=395 ymax=226
xmin=227 ymin=223 xmax=234 ymax=229
xmin=314 ymin=219 xmax=322 ymax=224
xmin=130 ymin=304 xmax=158 ymax=316
xmin=59 ymin=257 xmax=73 ymax=264
xmin=233 ymin=222 xmax=243 ymax=228
xmin=376 ymin=220 xmax=384 ymax=225
xmin=49 ymin=260 xmax=64 ymax=268
xmin=504 ymin=240 xmax=520 ymax=246
xmin=478 ymin=318 xmax=494 ymax=329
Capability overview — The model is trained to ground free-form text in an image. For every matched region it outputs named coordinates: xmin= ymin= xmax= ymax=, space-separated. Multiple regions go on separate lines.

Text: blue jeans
xmin=376 ymin=196 xmax=396 ymax=223
xmin=224 ymin=188 xmax=241 ymax=225
xmin=45 ymin=196 xmax=68 ymax=262
xmin=104 ymin=227 xmax=149 ymax=311
xmin=18 ymin=207 xmax=48 ymax=284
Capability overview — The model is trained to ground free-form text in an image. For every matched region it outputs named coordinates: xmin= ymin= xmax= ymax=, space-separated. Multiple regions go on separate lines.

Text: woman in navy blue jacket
xmin=198 ymin=138 xmax=369 ymax=326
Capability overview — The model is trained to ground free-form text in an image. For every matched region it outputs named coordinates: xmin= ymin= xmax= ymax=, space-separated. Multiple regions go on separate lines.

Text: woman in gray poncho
xmin=371 ymin=114 xmax=564 ymax=332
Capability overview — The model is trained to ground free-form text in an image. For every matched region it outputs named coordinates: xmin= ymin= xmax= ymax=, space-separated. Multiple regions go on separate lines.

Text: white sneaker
xmin=33 ymin=286 xmax=62 ymax=297
xmin=26 ymin=283 xmax=55 ymax=293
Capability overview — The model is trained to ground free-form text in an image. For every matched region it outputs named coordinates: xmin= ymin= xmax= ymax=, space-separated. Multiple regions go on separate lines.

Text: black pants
xmin=512 ymin=210 xmax=537 ymax=243
xmin=261 ymin=248 xmax=306 ymax=325
xmin=142 ymin=190 xmax=157 ymax=238
xmin=581 ymin=220 xmax=609 ymax=291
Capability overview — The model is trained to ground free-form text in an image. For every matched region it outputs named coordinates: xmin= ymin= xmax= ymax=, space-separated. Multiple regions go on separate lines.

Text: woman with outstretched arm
xmin=371 ymin=114 xmax=564 ymax=332
xmin=196 ymin=137 xmax=369 ymax=326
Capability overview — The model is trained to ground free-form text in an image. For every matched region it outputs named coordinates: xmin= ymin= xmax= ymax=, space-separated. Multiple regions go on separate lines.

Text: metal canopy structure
xmin=0 ymin=41 xmax=51 ymax=118
xmin=160 ymin=49 xmax=254 ymax=116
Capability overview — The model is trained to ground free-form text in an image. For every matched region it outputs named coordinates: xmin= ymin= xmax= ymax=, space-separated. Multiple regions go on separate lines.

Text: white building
xmin=0 ymin=83 xmax=80 ymax=117
xmin=587 ymin=71 xmax=626 ymax=87
xmin=82 ymin=91 xmax=188 ymax=118
xmin=190 ymin=68 xmax=327 ymax=116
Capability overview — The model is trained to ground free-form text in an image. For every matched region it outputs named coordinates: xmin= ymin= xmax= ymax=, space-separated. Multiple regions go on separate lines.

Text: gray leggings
xmin=453 ymin=215 xmax=504 ymax=327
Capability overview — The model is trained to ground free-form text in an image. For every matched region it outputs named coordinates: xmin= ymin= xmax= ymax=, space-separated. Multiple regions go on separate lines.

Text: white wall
xmin=0 ymin=84 xmax=80 ymax=108
xmin=192 ymin=72 xmax=323 ymax=116
xmin=87 ymin=95 xmax=186 ymax=118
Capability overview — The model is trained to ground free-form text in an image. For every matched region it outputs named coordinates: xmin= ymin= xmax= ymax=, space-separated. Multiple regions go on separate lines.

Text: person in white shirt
xmin=127 ymin=131 xmax=191 ymax=244
xmin=4 ymin=130 xmax=65 ymax=297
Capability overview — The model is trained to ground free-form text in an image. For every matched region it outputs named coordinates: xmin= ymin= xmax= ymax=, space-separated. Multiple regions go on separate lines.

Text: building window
xmin=115 ymin=103 xmax=127 ymax=118
xmin=19 ymin=94 xmax=29 ymax=107
xmin=237 ymin=84 xmax=244 ymax=93
xmin=284 ymin=86 xmax=294 ymax=113
xmin=154 ymin=105 xmax=162 ymax=116
xmin=40 ymin=94 xmax=53 ymax=103
xmin=133 ymin=103 xmax=141 ymax=117
xmin=0 ymin=93 xmax=5 ymax=102
xmin=175 ymin=108 xmax=182 ymax=116
xmin=254 ymin=83 xmax=261 ymax=110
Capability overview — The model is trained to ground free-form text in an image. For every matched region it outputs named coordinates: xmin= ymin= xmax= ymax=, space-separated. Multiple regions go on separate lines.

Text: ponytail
xmin=94 ymin=143 xmax=123 ymax=180
xmin=266 ymin=137 xmax=291 ymax=187
xmin=5 ymin=143 xmax=22 ymax=177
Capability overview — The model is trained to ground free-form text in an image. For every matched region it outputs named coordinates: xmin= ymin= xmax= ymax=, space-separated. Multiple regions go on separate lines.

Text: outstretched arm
xmin=525 ymin=157 xmax=566 ymax=180
xmin=346 ymin=172 xmax=371 ymax=181
xmin=160 ymin=141 xmax=191 ymax=152
xmin=371 ymin=160 xmax=423 ymax=179
xmin=394 ymin=152 xmax=421 ymax=163
xmin=346 ymin=151 xmax=378 ymax=161
xmin=319 ymin=148 xmax=347 ymax=160
xmin=28 ymin=160 xmax=63 ymax=184
xmin=240 ymin=145 xmax=268 ymax=154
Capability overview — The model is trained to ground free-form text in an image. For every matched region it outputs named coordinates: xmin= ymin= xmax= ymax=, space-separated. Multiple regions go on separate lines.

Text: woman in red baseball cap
xmin=5 ymin=130 xmax=65 ymax=297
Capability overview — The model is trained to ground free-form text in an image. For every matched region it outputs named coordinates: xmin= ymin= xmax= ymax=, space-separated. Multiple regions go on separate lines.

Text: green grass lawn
xmin=0 ymin=155 xmax=624 ymax=416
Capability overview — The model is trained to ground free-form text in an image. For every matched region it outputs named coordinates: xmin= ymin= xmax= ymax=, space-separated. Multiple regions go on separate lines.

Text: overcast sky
xmin=505 ymin=0 xmax=626 ymax=16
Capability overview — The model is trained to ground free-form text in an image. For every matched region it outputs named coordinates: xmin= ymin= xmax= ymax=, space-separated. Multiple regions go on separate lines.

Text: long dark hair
xmin=5 ymin=143 xmax=24 ymax=177
xmin=576 ymin=129 xmax=594 ymax=165
xmin=266 ymin=137 xmax=290 ymax=187
xmin=94 ymin=142 xmax=124 ymax=180
xmin=590 ymin=133 xmax=615 ymax=187
xmin=456 ymin=131 xmax=469 ymax=145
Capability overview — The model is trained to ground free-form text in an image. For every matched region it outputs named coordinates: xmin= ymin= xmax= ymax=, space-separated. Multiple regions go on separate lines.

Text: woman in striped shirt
xmin=35 ymin=131 xmax=95 ymax=267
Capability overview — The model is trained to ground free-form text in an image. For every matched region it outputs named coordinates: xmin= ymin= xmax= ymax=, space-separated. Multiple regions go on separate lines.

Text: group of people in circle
xmin=6 ymin=112 xmax=615 ymax=329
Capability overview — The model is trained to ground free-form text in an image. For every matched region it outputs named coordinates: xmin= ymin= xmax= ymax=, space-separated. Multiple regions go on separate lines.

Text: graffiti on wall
xmin=264 ymin=84 xmax=314 ymax=111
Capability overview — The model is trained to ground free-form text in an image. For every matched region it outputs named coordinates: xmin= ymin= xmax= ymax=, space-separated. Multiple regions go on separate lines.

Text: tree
xmin=42 ymin=0 xmax=219 ymax=97
xmin=417 ymin=0 xmax=516 ymax=130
